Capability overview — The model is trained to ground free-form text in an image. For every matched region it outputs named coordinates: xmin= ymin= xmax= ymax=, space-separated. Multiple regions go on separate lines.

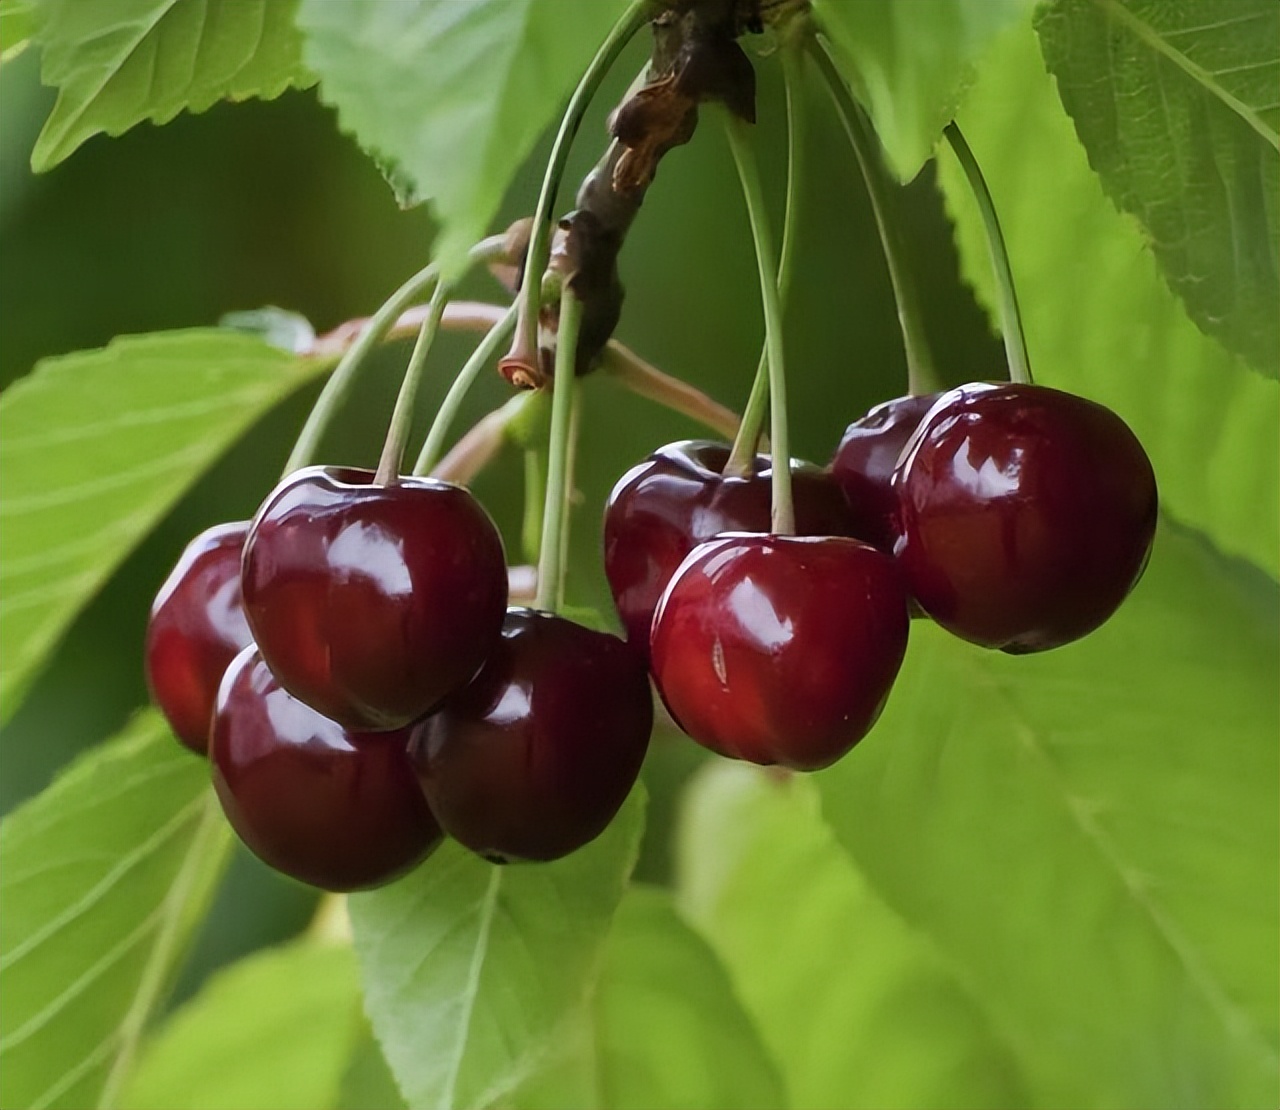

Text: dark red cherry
xmin=146 ymin=522 xmax=253 ymax=754
xmin=894 ymin=382 xmax=1158 ymax=652
xmin=211 ymin=645 xmax=442 ymax=891
xmin=410 ymin=608 xmax=652 ymax=863
xmin=649 ymin=534 xmax=909 ymax=771
xmin=603 ymin=441 xmax=859 ymax=650
xmin=242 ymin=466 xmax=507 ymax=731
xmin=830 ymin=392 xmax=940 ymax=553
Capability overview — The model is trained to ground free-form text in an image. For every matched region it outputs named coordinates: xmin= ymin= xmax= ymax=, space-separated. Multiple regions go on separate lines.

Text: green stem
xmin=507 ymin=0 xmax=651 ymax=375
xmin=284 ymin=236 xmax=505 ymax=475
xmin=411 ymin=301 xmax=519 ymax=476
xmin=724 ymin=115 xmax=794 ymax=536
xmin=534 ymin=288 xmax=585 ymax=612
xmin=556 ymin=383 xmax=583 ymax=606
xmin=809 ymin=38 xmax=940 ymax=397
xmin=944 ymin=122 xmax=1032 ymax=385
xmin=374 ymin=282 xmax=450 ymax=485
xmin=726 ymin=43 xmax=805 ymax=476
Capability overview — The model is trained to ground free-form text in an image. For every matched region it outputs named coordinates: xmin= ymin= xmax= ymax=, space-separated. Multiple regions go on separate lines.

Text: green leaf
xmin=295 ymin=0 xmax=631 ymax=277
xmin=939 ymin=21 xmax=1279 ymax=578
xmin=0 ymin=329 xmax=325 ymax=725
xmin=815 ymin=524 xmax=1279 ymax=1109
xmin=336 ymin=1017 xmax=407 ymax=1110
xmin=0 ymin=0 xmax=33 ymax=62
xmin=0 ymin=712 xmax=232 ymax=1110
xmin=29 ymin=0 xmax=314 ymax=171
xmin=514 ymin=885 xmax=787 ymax=1110
xmin=348 ymin=787 xmax=646 ymax=1110
xmin=813 ymin=0 xmax=1036 ymax=180
xmin=1035 ymin=0 xmax=1280 ymax=375
xmin=677 ymin=763 xmax=1029 ymax=1110
xmin=121 ymin=941 xmax=362 ymax=1110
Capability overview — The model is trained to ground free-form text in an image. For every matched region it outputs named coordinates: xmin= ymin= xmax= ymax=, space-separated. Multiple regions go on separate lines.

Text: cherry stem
xmin=535 ymin=288 xmax=585 ymax=612
xmin=726 ymin=43 xmax=804 ymax=477
xmin=809 ymin=39 xmax=940 ymax=398
xmin=506 ymin=0 xmax=651 ymax=378
xmin=724 ymin=115 xmax=795 ymax=535
xmin=944 ymin=122 xmax=1032 ymax=385
xmin=374 ymin=282 xmax=450 ymax=486
xmin=411 ymin=301 xmax=519 ymax=476
xmin=601 ymin=345 xmax=739 ymax=440
xmin=285 ymin=237 xmax=505 ymax=476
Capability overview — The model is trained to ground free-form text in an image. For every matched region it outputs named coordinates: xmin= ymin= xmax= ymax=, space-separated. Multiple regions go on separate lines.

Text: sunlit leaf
xmin=816 ymin=524 xmax=1279 ymax=1108
xmin=1036 ymin=0 xmax=1280 ymax=374
xmin=0 ymin=713 xmax=232 ymax=1110
xmin=0 ymin=329 xmax=325 ymax=725
xmin=678 ymin=763 xmax=1029 ymax=1110
xmin=349 ymin=788 xmax=646 ymax=1110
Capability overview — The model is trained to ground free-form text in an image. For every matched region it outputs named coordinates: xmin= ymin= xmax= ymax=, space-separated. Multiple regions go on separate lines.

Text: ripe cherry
xmin=145 ymin=522 xmax=253 ymax=754
xmin=410 ymin=609 xmax=652 ymax=863
xmin=603 ymin=440 xmax=858 ymax=651
xmin=894 ymin=382 xmax=1157 ymax=652
xmin=211 ymin=645 xmax=442 ymax=891
xmin=241 ymin=466 xmax=507 ymax=731
xmin=649 ymin=534 xmax=909 ymax=770
xmin=830 ymin=392 xmax=940 ymax=553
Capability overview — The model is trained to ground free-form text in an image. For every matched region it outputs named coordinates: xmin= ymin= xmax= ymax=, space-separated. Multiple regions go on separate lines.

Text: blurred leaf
xmin=29 ymin=0 xmax=314 ymax=170
xmin=940 ymin=22 xmax=1279 ymax=578
xmin=295 ymin=0 xmax=631 ymax=277
xmin=1035 ymin=0 xmax=1280 ymax=374
xmin=121 ymin=941 xmax=362 ymax=1110
xmin=220 ymin=306 xmax=316 ymax=355
xmin=0 ymin=0 xmax=33 ymax=62
xmin=348 ymin=787 xmax=646 ymax=1110
xmin=813 ymin=0 xmax=1035 ymax=180
xmin=0 ymin=330 xmax=325 ymax=726
xmin=677 ymin=763 xmax=1029 ymax=1110
xmin=0 ymin=712 xmax=232 ymax=1110
xmin=816 ymin=524 xmax=1280 ymax=1108
xmin=515 ymin=885 xmax=786 ymax=1110
xmin=336 ymin=1016 xmax=407 ymax=1110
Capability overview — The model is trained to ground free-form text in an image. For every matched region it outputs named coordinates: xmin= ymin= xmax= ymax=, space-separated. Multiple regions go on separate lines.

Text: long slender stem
xmin=411 ymin=302 xmax=519 ymax=476
xmin=944 ymin=122 xmax=1032 ymax=385
xmin=556 ymin=383 xmax=583 ymax=606
xmin=724 ymin=115 xmax=794 ymax=535
xmin=534 ymin=289 xmax=584 ymax=612
xmin=374 ymin=282 xmax=450 ymax=485
xmin=507 ymin=0 xmax=651 ymax=377
xmin=601 ymin=345 xmax=739 ymax=439
xmin=285 ymin=237 xmax=505 ymax=475
xmin=810 ymin=39 xmax=940 ymax=397
xmin=726 ymin=43 xmax=805 ymax=476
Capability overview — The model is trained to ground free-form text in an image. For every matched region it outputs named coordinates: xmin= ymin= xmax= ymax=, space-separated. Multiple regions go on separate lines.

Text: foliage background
xmin=0 ymin=2 xmax=1275 ymax=1108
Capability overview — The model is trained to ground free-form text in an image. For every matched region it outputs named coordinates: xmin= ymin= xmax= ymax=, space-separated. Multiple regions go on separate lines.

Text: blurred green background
xmin=0 ymin=37 xmax=999 ymax=1001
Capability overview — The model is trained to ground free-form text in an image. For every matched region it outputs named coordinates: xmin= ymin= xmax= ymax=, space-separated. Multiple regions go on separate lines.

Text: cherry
xmin=894 ymin=382 xmax=1157 ymax=652
xmin=649 ymin=533 xmax=909 ymax=771
xmin=145 ymin=522 xmax=254 ymax=754
xmin=211 ymin=645 xmax=442 ymax=891
xmin=241 ymin=466 xmax=508 ymax=731
xmin=410 ymin=608 xmax=652 ymax=863
xmin=603 ymin=440 xmax=859 ymax=650
xmin=830 ymin=392 xmax=940 ymax=553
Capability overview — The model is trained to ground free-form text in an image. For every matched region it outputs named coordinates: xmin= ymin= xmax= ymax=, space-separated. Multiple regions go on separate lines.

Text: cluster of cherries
xmin=146 ymin=377 xmax=1156 ymax=892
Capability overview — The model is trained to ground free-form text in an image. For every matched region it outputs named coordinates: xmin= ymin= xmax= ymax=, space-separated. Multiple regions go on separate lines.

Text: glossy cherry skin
xmin=242 ymin=466 xmax=508 ymax=731
xmin=830 ymin=393 xmax=940 ymax=553
xmin=603 ymin=441 xmax=860 ymax=650
xmin=410 ymin=608 xmax=652 ymax=863
xmin=211 ymin=645 xmax=442 ymax=891
xmin=894 ymin=382 xmax=1158 ymax=652
xmin=649 ymin=534 xmax=909 ymax=771
xmin=145 ymin=522 xmax=254 ymax=754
